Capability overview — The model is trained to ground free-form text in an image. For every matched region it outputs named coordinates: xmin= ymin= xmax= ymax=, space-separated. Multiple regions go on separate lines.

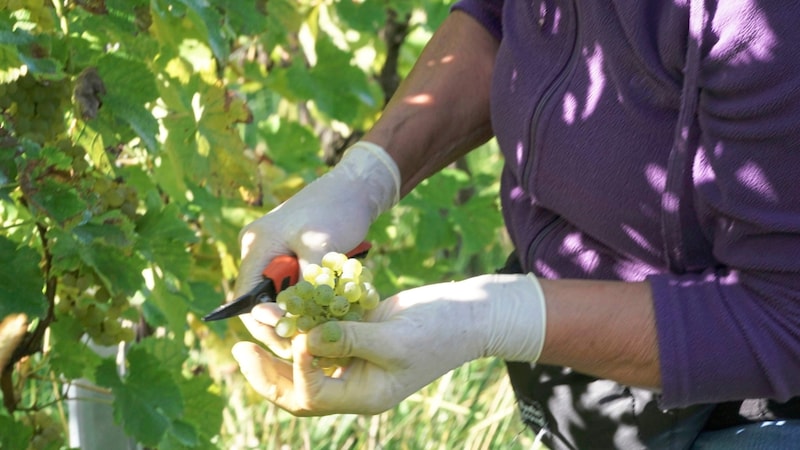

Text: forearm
xmin=364 ymin=11 xmax=499 ymax=196
xmin=537 ymin=279 xmax=662 ymax=390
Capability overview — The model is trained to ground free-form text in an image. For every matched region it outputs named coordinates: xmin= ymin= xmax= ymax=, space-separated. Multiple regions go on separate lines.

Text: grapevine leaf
xmin=47 ymin=228 xmax=82 ymax=274
xmin=96 ymin=347 xmax=184 ymax=447
xmin=260 ymin=121 xmax=321 ymax=173
xmin=195 ymin=82 xmax=255 ymax=192
xmin=309 ymin=37 xmax=380 ymax=123
xmin=0 ymin=414 xmax=32 ymax=450
xmin=17 ymin=51 xmax=60 ymax=76
xmin=173 ymin=375 xmax=223 ymax=448
xmin=451 ymin=194 xmax=504 ymax=255
xmin=0 ymin=236 xmax=46 ymax=319
xmin=160 ymin=418 xmax=200 ymax=449
xmin=265 ymin=59 xmax=316 ymax=102
xmin=416 ymin=207 xmax=457 ymax=253
xmin=0 ymin=29 xmax=34 ymax=46
xmin=334 ymin=1 xmax=386 ymax=32
xmin=49 ymin=316 xmax=102 ymax=380
xmin=27 ymin=178 xmax=87 ymax=224
xmin=136 ymin=204 xmax=196 ymax=279
xmin=95 ymin=54 xmax=159 ymax=151
xmin=183 ymin=0 xmax=229 ymax=63
xmin=147 ymin=276 xmax=190 ymax=334
xmin=73 ymin=211 xmax=136 ymax=248
xmin=79 ymin=241 xmax=146 ymax=297
xmin=215 ymin=0 xmax=268 ymax=35
xmin=138 ymin=336 xmax=187 ymax=377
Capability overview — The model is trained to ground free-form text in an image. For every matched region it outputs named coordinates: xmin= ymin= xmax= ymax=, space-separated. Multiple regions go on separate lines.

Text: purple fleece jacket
xmin=453 ymin=0 xmax=800 ymax=409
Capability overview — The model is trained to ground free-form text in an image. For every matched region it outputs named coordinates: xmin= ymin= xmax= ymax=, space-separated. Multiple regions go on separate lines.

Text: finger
xmin=294 ymin=334 xmax=393 ymax=415
xmin=290 ymin=333 xmax=338 ymax=414
xmin=251 ymin=303 xmax=283 ymax=326
xmin=239 ymin=314 xmax=292 ymax=360
xmin=231 ymin=341 xmax=300 ymax=411
xmin=307 ymin=320 xmax=403 ymax=369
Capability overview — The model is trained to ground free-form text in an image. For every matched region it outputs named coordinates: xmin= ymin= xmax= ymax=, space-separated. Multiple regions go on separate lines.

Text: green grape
xmin=340 ymin=281 xmax=362 ymax=303
xmin=82 ymin=304 xmax=104 ymax=326
xmin=302 ymin=263 xmax=322 ymax=283
xmin=61 ymin=272 xmax=77 ymax=287
xmin=76 ymin=273 xmax=92 ymax=291
xmin=296 ymin=315 xmax=317 ymax=333
xmin=285 ymin=294 xmax=305 ymax=315
xmin=341 ymin=258 xmax=362 ymax=277
xmin=312 ymin=284 xmax=334 ymax=306
xmin=360 ymin=285 xmax=381 ymax=310
xmin=104 ymin=187 xmax=125 ymax=208
xmin=275 ymin=288 xmax=295 ymax=311
xmin=341 ymin=303 xmax=364 ymax=321
xmin=95 ymin=287 xmax=110 ymax=303
xmin=360 ymin=267 xmax=374 ymax=283
xmin=314 ymin=269 xmax=335 ymax=288
xmin=328 ymin=295 xmax=350 ymax=317
xmin=119 ymin=327 xmax=136 ymax=342
xmin=275 ymin=316 xmax=298 ymax=338
xmin=321 ymin=251 xmax=348 ymax=273
xmin=320 ymin=321 xmax=342 ymax=343
xmin=293 ymin=279 xmax=314 ymax=299
xmin=303 ymin=299 xmax=324 ymax=318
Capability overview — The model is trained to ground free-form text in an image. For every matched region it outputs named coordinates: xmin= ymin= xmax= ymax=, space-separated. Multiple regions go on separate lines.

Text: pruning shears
xmin=202 ymin=241 xmax=372 ymax=322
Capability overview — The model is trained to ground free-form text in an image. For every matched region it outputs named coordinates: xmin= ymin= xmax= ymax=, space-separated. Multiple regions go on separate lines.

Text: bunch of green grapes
xmin=56 ymin=269 xmax=136 ymax=346
xmin=21 ymin=409 xmax=62 ymax=450
xmin=0 ymin=74 xmax=71 ymax=144
xmin=47 ymin=139 xmax=141 ymax=346
xmin=274 ymin=252 xmax=381 ymax=346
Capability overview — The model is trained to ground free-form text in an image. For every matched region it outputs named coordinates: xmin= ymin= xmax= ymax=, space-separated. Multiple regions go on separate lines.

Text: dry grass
xmin=216 ymin=357 xmax=546 ymax=450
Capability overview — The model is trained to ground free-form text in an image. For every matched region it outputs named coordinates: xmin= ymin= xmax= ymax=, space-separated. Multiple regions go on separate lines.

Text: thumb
xmin=231 ymin=342 xmax=290 ymax=401
xmin=307 ymin=320 xmax=400 ymax=369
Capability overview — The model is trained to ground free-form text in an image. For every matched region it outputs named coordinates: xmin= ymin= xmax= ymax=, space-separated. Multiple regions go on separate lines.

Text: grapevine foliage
xmin=0 ymin=0 xmax=509 ymax=448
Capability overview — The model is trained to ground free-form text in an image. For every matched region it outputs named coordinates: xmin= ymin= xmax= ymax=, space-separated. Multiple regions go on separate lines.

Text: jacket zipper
xmin=525 ymin=214 xmax=563 ymax=274
xmin=521 ymin=0 xmax=582 ymax=189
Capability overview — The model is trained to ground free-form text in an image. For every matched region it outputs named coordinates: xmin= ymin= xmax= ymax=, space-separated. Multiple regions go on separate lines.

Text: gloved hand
xmin=231 ymin=273 xmax=547 ymax=416
xmin=234 ymin=141 xmax=400 ymax=359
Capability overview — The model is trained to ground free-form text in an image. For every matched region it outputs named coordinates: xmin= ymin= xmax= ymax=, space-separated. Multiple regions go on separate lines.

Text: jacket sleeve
xmin=451 ymin=0 xmax=505 ymax=41
xmin=649 ymin=1 xmax=800 ymax=409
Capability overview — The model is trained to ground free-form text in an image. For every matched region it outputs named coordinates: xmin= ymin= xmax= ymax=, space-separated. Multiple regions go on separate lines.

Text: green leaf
xmin=216 ymin=0 xmax=268 ymax=35
xmin=334 ymin=1 xmax=386 ymax=32
xmin=96 ymin=346 xmax=184 ymax=447
xmin=96 ymin=54 xmax=159 ymax=151
xmin=309 ymin=36 xmax=380 ymax=123
xmin=138 ymin=336 xmax=187 ymax=377
xmin=79 ymin=241 xmax=146 ymax=297
xmin=146 ymin=276 xmax=189 ymax=334
xmin=0 ymin=414 xmax=32 ymax=450
xmin=49 ymin=316 xmax=102 ymax=380
xmin=451 ymin=194 xmax=503 ymax=255
xmin=183 ymin=0 xmax=229 ymax=63
xmin=176 ymin=375 xmax=223 ymax=446
xmin=27 ymin=178 xmax=87 ymax=224
xmin=136 ymin=203 xmax=196 ymax=279
xmin=260 ymin=121 xmax=321 ymax=173
xmin=0 ymin=236 xmax=46 ymax=319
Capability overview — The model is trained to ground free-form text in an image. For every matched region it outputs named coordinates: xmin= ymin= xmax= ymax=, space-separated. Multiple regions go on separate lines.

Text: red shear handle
xmin=261 ymin=241 xmax=373 ymax=294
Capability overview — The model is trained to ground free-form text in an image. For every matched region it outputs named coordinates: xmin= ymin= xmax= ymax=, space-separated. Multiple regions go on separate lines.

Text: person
xmin=229 ymin=1 xmax=800 ymax=448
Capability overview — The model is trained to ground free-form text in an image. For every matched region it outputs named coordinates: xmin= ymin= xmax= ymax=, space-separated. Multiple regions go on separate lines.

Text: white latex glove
xmin=231 ymin=273 xmax=547 ymax=416
xmin=234 ymin=141 xmax=400 ymax=359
